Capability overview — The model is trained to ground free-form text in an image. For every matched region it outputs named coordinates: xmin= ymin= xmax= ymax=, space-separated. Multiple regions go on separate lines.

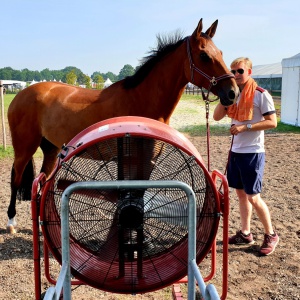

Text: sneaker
xmin=229 ymin=230 xmax=255 ymax=245
xmin=259 ymin=232 xmax=279 ymax=256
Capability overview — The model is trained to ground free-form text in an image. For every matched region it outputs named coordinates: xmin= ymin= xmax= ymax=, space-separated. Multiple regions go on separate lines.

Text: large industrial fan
xmin=37 ymin=116 xmax=221 ymax=295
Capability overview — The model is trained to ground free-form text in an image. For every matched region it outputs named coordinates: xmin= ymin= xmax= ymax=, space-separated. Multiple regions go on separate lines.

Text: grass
xmin=0 ymin=93 xmax=299 ymax=159
xmin=178 ymin=120 xmax=300 ymax=137
xmin=179 ymin=124 xmax=230 ymax=136
xmin=174 ymin=93 xmax=300 ymax=136
xmin=2 ymin=93 xmax=15 ymax=112
xmin=0 ymin=145 xmax=14 ymax=158
xmin=274 ymin=121 xmax=300 ymax=133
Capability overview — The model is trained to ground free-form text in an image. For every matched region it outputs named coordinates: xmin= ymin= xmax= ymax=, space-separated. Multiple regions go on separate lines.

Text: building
xmin=1 ymin=80 xmax=27 ymax=91
xmin=252 ymin=62 xmax=282 ymax=93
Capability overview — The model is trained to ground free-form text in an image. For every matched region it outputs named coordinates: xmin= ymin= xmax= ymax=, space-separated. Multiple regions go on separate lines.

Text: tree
xmin=12 ymin=69 xmax=25 ymax=81
xmin=83 ymin=74 xmax=92 ymax=89
xmin=0 ymin=67 xmax=13 ymax=80
xmin=26 ymin=70 xmax=35 ymax=81
xmin=104 ymin=71 xmax=117 ymax=82
xmin=0 ymin=64 xmax=136 ymax=84
xmin=93 ymin=74 xmax=104 ymax=89
xmin=66 ymin=70 xmax=77 ymax=85
xmin=77 ymin=72 xmax=87 ymax=85
xmin=21 ymin=68 xmax=30 ymax=81
xmin=62 ymin=66 xmax=82 ymax=76
xmin=33 ymin=70 xmax=42 ymax=82
xmin=91 ymin=71 xmax=117 ymax=83
xmin=118 ymin=64 xmax=135 ymax=80
xmin=91 ymin=71 xmax=101 ymax=81
xmin=51 ymin=70 xmax=64 ymax=82
xmin=41 ymin=68 xmax=52 ymax=81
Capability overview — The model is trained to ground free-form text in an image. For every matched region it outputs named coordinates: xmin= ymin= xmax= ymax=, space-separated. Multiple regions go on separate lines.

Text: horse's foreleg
xmin=7 ymin=187 xmax=17 ymax=233
xmin=7 ymin=163 xmax=24 ymax=233
xmin=7 ymin=157 xmax=36 ymax=233
xmin=8 ymin=104 xmax=42 ymax=233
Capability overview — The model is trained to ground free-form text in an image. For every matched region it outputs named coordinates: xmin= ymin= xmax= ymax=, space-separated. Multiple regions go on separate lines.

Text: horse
xmin=6 ymin=18 xmax=238 ymax=233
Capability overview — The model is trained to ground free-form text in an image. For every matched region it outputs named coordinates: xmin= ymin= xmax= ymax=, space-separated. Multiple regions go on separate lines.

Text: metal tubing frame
xmin=211 ymin=169 xmax=229 ymax=300
xmin=44 ymin=180 xmax=200 ymax=300
xmin=190 ymin=259 xmax=220 ymax=300
xmin=32 ymin=173 xmax=46 ymax=300
xmin=32 ymin=173 xmax=82 ymax=300
xmin=173 ymin=169 xmax=229 ymax=300
xmin=43 ymin=240 xmax=82 ymax=286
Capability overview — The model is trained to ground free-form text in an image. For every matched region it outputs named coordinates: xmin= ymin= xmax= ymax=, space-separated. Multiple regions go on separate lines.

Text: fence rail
xmin=184 ymin=87 xmax=203 ymax=95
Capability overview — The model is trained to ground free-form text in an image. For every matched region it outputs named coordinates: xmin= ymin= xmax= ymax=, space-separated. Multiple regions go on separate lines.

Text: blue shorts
xmin=227 ymin=152 xmax=265 ymax=195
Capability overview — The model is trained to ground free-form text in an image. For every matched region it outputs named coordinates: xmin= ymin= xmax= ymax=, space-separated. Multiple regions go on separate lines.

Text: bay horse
xmin=6 ymin=18 xmax=238 ymax=233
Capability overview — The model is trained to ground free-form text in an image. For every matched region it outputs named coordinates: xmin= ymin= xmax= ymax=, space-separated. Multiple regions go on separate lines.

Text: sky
xmin=2 ymin=0 xmax=300 ymax=76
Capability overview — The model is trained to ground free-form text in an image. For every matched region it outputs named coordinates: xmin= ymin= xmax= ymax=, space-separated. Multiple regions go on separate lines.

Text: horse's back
xmin=8 ymin=82 xmax=120 ymax=148
xmin=8 ymin=82 xmax=103 ymax=120
xmin=9 ymin=82 xmax=67 ymax=114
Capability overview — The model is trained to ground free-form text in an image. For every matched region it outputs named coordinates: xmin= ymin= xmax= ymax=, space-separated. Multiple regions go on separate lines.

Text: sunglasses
xmin=231 ymin=68 xmax=245 ymax=75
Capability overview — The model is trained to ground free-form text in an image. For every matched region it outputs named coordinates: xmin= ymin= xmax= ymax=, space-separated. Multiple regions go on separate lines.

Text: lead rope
xmin=201 ymin=89 xmax=218 ymax=172
xmin=204 ymin=99 xmax=212 ymax=172
xmin=202 ymin=96 xmax=234 ymax=192
xmin=217 ymin=132 xmax=234 ymax=193
xmin=223 ymin=132 xmax=234 ymax=176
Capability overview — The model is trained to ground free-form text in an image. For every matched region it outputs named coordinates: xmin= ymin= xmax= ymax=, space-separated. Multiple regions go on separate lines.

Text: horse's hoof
xmin=7 ymin=225 xmax=16 ymax=234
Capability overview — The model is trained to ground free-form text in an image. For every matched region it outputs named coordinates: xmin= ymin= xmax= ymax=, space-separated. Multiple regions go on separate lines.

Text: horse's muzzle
xmin=219 ymin=89 xmax=238 ymax=106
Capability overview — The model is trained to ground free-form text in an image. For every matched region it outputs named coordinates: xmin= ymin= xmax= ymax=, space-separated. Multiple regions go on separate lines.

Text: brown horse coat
xmin=6 ymin=18 xmax=238 ymax=230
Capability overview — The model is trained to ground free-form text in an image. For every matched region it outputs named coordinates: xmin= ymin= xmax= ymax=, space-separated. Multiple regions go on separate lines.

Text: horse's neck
xmin=141 ymin=46 xmax=188 ymax=120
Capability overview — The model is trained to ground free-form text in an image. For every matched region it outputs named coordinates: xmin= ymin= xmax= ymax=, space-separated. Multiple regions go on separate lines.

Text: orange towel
xmin=227 ymin=78 xmax=257 ymax=121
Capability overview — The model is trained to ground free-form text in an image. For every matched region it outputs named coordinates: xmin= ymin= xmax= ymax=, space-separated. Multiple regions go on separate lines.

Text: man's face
xmin=230 ymin=62 xmax=252 ymax=87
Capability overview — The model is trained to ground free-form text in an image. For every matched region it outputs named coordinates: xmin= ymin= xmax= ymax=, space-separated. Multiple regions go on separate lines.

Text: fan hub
xmin=118 ymin=195 xmax=144 ymax=229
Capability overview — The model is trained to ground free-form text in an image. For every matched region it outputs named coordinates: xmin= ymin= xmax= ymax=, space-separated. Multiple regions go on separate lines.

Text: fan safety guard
xmin=36 ymin=116 xmax=221 ymax=295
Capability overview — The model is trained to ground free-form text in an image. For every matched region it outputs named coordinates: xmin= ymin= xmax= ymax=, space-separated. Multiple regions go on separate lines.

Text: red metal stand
xmin=172 ymin=169 xmax=230 ymax=300
xmin=32 ymin=173 xmax=82 ymax=300
xmin=32 ymin=173 xmax=46 ymax=300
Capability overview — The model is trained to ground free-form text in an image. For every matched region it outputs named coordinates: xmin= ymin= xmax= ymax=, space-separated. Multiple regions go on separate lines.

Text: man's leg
xmin=246 ymin=193 xmax=274 ymax=235
xmin=236 ymin=188 xmax=253 ymax=235
xmin=228 ymin=188 xmax=254 ymax=245
xmin=247 ymin=193 xmax=279 ymax=255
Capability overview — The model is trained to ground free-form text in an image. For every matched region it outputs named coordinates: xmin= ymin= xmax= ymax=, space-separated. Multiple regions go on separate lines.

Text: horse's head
xmin=186 ymin=19 xmax=239 ymax=106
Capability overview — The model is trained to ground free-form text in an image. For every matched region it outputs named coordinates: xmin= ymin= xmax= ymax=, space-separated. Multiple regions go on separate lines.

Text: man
xmin=213 ymin=57 xmax=279 ymax=256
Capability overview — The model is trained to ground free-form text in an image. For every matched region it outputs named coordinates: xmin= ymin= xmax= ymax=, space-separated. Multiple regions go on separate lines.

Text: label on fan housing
xmin=98 ymin=124 xmax=109 ymax=132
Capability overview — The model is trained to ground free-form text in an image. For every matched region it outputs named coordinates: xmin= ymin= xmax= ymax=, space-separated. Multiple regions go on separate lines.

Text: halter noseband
xmin=186 ymin=36 xmax=234 ymax=101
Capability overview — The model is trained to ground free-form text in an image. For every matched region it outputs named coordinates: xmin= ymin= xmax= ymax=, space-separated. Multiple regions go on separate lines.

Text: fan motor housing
xmin=40 ymin=116 xmax=220 ymax=294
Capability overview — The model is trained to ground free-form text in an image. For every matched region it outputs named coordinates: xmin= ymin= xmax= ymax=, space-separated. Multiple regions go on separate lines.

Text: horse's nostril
xmin=228 ymin=90 xmax=236 ymax=100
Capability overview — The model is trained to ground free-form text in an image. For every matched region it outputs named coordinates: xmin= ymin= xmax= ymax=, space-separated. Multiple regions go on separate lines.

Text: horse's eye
xmin=200 ymin=52 xmax=210 ymax=62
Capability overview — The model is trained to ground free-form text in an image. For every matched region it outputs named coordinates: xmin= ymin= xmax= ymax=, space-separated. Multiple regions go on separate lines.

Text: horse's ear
xmin=205 ymin=20 xmax=218 ymax=38
xmin=192 ymin=18 xmax=203 ymax=41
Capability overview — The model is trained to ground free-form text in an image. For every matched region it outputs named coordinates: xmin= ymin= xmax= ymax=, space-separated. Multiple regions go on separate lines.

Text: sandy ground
xmin=0 ymin=100 xmax=299 ymax=299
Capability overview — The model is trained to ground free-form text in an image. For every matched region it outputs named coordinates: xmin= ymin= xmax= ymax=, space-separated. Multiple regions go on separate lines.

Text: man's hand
xmin=230 ymin=124 xmax=247 ymax=135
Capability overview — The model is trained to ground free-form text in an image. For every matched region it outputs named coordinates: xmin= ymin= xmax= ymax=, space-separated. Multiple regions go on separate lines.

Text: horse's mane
xmin=123 ymin=31 xmax=185 ymax=89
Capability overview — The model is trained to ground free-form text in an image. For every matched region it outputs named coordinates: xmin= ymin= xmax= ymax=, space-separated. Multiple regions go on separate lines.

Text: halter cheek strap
xmin=186 ymin=37 xmax=234 ymax=101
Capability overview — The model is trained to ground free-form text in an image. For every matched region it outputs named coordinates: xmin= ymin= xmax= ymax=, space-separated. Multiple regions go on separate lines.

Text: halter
xmin=186 ymin=36 xmax=234 ymax=101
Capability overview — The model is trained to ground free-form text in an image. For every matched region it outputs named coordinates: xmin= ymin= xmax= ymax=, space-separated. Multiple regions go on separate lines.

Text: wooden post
xmin=0 ymin=80 xmax=6 ymax=150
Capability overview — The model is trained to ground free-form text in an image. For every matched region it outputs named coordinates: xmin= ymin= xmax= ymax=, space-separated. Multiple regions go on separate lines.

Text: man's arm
xmin=213 ymin=103 xmax=228 ymax=121
xmin=230 ymin=113 xmax=277 ymax=135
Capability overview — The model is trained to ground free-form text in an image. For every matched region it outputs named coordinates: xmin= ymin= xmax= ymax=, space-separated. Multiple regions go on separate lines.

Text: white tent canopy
xmin=251 ymin=62 xmax=282 ymax=92
xmin=104 ymin=78 xmax=113 ymax=88
xmin=252 ymin=63 xmax=282 ymax=79
xmin=281 ymin=53 xmax=300 ymax=127
xmin=282 ymin=53 xmax=300 ymax=68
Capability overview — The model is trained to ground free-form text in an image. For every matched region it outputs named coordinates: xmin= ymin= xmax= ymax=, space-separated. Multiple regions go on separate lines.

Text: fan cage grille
xmin=41 ymin=135 xmax=219 ymax=294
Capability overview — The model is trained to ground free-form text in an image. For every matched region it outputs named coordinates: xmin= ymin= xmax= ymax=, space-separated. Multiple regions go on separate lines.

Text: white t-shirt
xmin=231 ymin=87 xmax=276 ymax=153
